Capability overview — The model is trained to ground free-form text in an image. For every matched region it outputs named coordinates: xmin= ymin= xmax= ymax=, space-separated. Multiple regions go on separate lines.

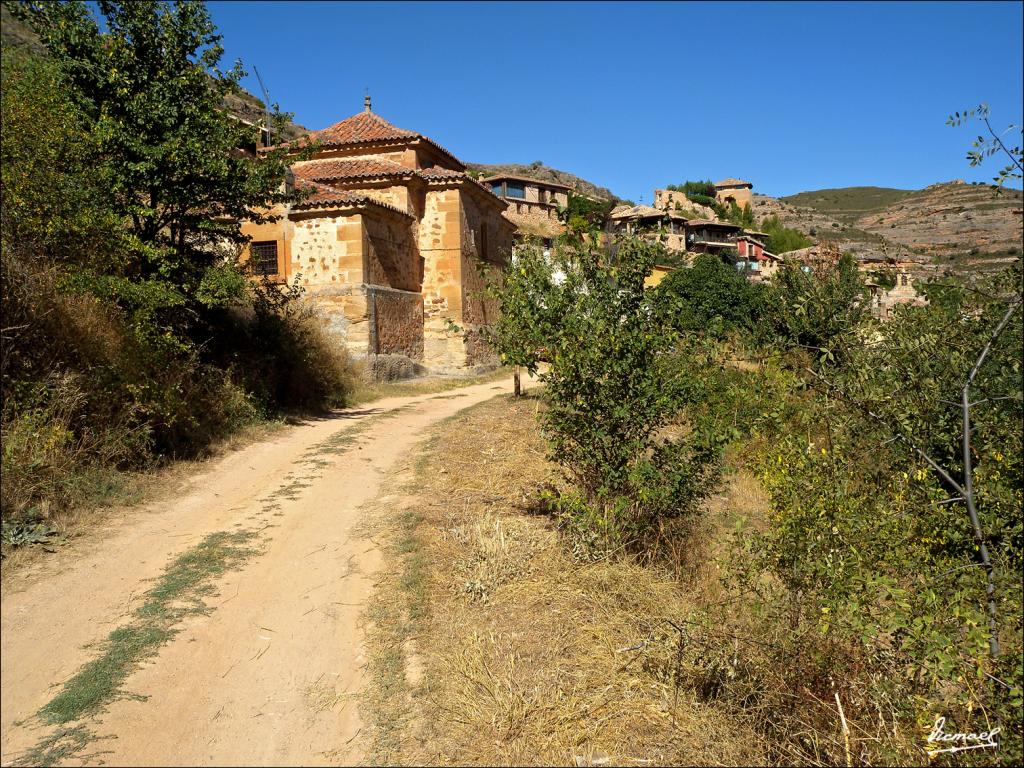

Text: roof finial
xmin=364 ymin=89 xmax=371 ymax=113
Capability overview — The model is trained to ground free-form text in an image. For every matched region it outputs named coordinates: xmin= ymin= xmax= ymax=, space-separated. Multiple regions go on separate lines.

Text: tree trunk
xmin=513 ymin=366 xmax=521 ymax=398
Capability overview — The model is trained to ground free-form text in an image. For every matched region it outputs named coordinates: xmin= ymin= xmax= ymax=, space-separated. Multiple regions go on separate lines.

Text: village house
xmin=713 ymin=178 xmax=754 ymax=209
xmin=608 ymin=204 xmax=689 ymax=253
xmin=685 ymin=219 xmax=743 ymax=256
xmin=735 ymin=231 xmax=781 ymax=282
xmin=859 ymin=256 xmax=929 ymax=319
xmin=240 ymin=97 xmax=516 ymax=371
xmin=483 ymin=174 xmax=569 ymax=247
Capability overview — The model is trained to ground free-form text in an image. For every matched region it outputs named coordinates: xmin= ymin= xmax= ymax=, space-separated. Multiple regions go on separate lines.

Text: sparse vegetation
xmin=1 ymin=5 xmax=352 ymax=541
xmin=39 ymin=529 xmax=257 ymax=725
xmin=758 ymin=213 xmax=814 ymax=254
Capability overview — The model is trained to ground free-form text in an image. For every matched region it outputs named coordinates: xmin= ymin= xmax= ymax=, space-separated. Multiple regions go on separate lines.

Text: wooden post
xmin=513 ymin=365 xmax=521 ymax=397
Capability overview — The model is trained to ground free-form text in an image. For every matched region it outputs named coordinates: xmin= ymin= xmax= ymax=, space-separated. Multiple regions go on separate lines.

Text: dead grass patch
xmin=348 ymin=366 xmax=511 ymax=406
xmin=363 ymin=393 xmax=767 ymax=766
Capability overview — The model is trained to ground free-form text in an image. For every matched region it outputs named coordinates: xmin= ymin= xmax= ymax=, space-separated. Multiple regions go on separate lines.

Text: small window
xmin=251 ymin=241 xmax=278 ymax=275
xmin=505 ymin=182 xmax=525 ymax=199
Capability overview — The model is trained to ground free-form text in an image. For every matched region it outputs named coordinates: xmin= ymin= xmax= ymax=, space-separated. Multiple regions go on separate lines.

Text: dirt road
xmin=1 ymin=377 xmax=516 ymax=766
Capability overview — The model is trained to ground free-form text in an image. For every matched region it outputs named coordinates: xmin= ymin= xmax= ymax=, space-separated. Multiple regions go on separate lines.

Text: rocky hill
xmin=754 ymin=181 xmax=1022 ymax=276
xmin=1 ymin=5 xmax=308 ymax=142
xmin=465 ymin=162 xmax=619 ymax=201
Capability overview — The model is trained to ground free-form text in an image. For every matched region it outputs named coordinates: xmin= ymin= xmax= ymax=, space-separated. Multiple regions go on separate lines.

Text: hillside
xmin=754 ymin=181 xmax=1022 ymax=276
xmin=465 ymin=161 xmax=619 ymax=201
xmin=1 ymin=5 xmax=308 ymax=142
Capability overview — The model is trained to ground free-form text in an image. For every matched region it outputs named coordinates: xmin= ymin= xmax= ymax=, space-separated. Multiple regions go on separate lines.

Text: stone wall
xmin=369 ymin=287 xmax=424 ymax=359
xmin=284 ymin=212 xmax=369 ymax=353
xmin=418 ymin=188 xmax=467 ymax=368
xmin=460 ymin=192 xmax=510 ymax=367
xmin=502 ymin=200 xmax=564 ymax=239
xmin=715 ymin=186 xmax=753 ymax=209
xmin=240 ymin=216 xmax=292 ymax=281
xmin=654 ymin=189 xmax=688 ymax=211
xmin=364 ymin=213 xmax=419 ymax=291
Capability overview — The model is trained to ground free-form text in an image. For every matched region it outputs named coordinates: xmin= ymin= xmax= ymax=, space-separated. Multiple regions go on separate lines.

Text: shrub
xmin=684 ymin=261 xmax=1023 ymax=765
xmin=491 ymin=238 xmax=720 ymax=555
xmin=759 ymin=248 xmax=869 ymax=359
xmin=653 ymin=252 xmax=764 ymax=337
xmin=759 ymin=214 xmax=813 ymax=254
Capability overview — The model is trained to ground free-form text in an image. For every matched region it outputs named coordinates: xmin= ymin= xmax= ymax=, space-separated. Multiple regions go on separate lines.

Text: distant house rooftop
xmin=609 ymin=204 xmax=667 ymax=221
xmin=687 ymin=219 xmax=742 ymax=229
xmin=714 ymin=178 xmax=753 ymax=188
xmin=481 ymin=174 xmax=571 ymax=190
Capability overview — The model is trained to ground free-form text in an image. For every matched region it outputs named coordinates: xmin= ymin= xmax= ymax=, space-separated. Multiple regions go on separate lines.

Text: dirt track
xmin=0 ymin=377 xmax=516 ymax=766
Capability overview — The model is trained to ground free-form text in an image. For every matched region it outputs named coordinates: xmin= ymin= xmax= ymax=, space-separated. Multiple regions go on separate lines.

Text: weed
xmin=16 ymin=725 xmax=110 ymax=767
xmin=37 ymin=529 xmax=256 ymax=725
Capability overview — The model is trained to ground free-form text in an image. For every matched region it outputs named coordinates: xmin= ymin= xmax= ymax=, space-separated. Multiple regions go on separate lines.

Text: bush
xmin=759 ymin=248 xmax=869 ymax=359
xmin=653 ymin=252 xmax=764 ymax=337
xmin=682 ymin=261 xmax=1023 ymax=765
xmin=686 ymin=193 xmax=719 ymax=209
xmin=1 ymin=42 xmax=353 ymax=530
xmin=491 ymin=238 xmax=720 ymax=555
xmin=759 ymin=214 xmax=813 ymax=254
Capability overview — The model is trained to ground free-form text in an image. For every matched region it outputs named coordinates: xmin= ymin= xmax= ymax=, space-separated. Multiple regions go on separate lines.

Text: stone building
xmin=736 ymin=233 xmax=780 ymax=282
xmin=685 ymin=219 xmax=743 ymax=256
xmin=609 ymin=204 xmax=689 ymax=253
xmin=653 ymin=188 xmax=689 ymax=212
xmin=713 ymin=178 xmax=754 ymax=209
xmin=483 ymin=174 xmax=569 ymax=243
xmin=240 ymin=97 xmax=515 ymax=370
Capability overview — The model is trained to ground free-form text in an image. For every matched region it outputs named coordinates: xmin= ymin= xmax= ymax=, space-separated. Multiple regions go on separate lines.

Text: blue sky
xmin=209 ymin=1 xmax=1023 ymax=201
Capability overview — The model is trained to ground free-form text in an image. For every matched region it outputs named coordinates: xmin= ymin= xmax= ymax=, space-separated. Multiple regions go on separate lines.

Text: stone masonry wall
xmin=418 ymin=188 xmax=466 ymax=369
xmin=369 ymin=287 xmax=424 ymax=359
xmin=460 ymin=193 xmax=510 ymax=367
xmin=364 ymin=213 xmax=419 ymax=292
xmin=289 ymin=212 xmax=371 ymax=354
xmin=715 ymin=186 xmax=753 ymax=209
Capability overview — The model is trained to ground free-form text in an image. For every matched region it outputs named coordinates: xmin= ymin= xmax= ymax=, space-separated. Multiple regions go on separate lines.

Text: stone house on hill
xmin=714 ymin=178 xmax=754 ymax=208
xmin=484 ymin=174 xmax=569 ymax=243
xmin=241 ymin=98 xmax=515 ymax=370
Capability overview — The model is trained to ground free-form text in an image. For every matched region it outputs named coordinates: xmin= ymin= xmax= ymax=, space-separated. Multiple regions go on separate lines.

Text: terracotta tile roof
xmin=714 ymin=178 xmax=752 ymax=188
xmin=299 ymin=110 xmax=464 ymax=168
xmin=292 ymin=178 xmax=411 ymax=216
xmin=418 ymin=166 xmax=464 ymax=180
xmin=293 ymin=158 xmax=414 ymax=182
xmin=418 ymin=166 xmax=510 ymax=208
xmin=482 ymin=173 xmax=572 ymax=190
xmin=311 ymin=110 xmax=417 ymax=145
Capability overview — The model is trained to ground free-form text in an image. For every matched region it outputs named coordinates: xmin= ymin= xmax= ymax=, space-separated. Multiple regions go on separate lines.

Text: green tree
xmin=947 ymin=104 xmax=1023 ymax=191
xmin=557 ymin=191 xmax=614 ymax=235
xmin=13 ymin=0 xmax=303 ymax=306
xmin=489 ymin=237 xmax=718 ymax=552
xmin=759 ymin=214 xmax=813 ymax=254
xmin=761 ymin=249 xmax=868 ymax=358
xmin=653 ymin=252 xmax=762 ymax=337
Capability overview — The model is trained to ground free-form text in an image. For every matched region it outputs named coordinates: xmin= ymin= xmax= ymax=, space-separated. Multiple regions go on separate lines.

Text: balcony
xmin=688 ymin=231 xmax=738 ymax=244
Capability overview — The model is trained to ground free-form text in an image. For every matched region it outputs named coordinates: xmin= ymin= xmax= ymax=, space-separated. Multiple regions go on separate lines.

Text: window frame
xmin=250 ymin=240 xmax=280 ymax=276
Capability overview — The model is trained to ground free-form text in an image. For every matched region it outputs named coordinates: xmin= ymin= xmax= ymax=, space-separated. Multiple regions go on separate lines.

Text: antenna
xmin=253 ymin=66 xmax=271 ymax=147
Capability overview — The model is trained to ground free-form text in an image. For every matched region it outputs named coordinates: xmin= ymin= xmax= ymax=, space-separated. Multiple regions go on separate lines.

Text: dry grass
xmin=364 ymin=393 xmax=768 ymax=766
xmin=348 ymin=366 xmax=511 ymax=406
